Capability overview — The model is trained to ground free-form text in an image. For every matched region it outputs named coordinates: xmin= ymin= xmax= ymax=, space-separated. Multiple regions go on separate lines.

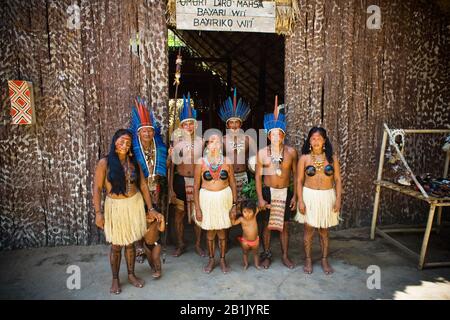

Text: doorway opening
xmin=168 ymin=29 xmax=285 ymax=133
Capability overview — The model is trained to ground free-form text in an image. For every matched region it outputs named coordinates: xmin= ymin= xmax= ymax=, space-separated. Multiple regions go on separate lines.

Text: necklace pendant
xmin=276 ymin=168 xmax=282 ymax=177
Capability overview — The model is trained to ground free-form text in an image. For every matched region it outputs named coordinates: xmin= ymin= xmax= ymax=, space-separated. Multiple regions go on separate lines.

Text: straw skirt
xmin=294 ymin=187 xmax=339 ymax=228
xmin=104 ymin=192 xmax=147 ymax=246
xmin=196 ymin=186 xmax=233 ymax=230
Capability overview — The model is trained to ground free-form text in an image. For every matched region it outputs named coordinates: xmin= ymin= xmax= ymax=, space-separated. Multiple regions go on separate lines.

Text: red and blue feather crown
xmin=129 ymin=97 xmax=167 ymax=178
xmin=218 ymin=88 xmax=251 ymax=123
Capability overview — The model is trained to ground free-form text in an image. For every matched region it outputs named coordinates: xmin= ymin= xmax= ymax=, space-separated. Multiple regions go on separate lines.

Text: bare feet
xmin=243 ymin=254 xmax=249 ymax=270
xmin=195 ymin=245 xmax=206 ymax=257
xmin=321 ymin=258 xmax=334 ymax=275
xmin=172 ymin=246 xmax=186 ymax=257
xmin=282 ymin=256 xmax=295 ymax=269
xmin=152 ymin=264 xmax=162 ymax=279
xmin=303 ymin=257 xmax=313 ymax=274
xmin=128 ymin=274 xmax=145 ymax=288
xmin=110 ymin=279 xmax=121 ymax=295
xmin=204 ymin=258 xmax=215 ymax=273
xmin=220 ymin=257 xmax=230 ymax=274
xmin=254 ymin=254 xmax=261 ymax=269
xmin=261 ymin=257 xmax=271 ymax=269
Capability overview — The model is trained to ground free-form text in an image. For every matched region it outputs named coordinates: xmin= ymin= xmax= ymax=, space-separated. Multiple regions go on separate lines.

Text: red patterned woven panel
xmin=8 ymin=80 xmax=35 ymax=124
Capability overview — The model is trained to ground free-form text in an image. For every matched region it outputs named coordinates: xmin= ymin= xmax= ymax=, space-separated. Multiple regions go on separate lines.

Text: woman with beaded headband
xmin=294 ymin=127 xmax=342 ymax=275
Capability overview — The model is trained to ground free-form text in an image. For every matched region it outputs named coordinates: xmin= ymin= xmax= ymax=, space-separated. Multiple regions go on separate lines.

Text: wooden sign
xmin=176 ymin=0 xmax=276 ymax=33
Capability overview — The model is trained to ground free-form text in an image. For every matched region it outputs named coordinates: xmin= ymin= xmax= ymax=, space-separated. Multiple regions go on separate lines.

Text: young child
xmin=230 ymin=199 xmax=261 ymax=270
xmin=143 ymin=212 xmax=165 ymax=279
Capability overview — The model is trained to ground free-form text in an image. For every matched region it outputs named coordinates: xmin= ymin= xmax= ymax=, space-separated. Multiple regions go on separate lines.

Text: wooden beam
xmin=418 ymin=204 xmax=437 ymax=270
xmin=371 ymin=129 xmax=387 ymax=240
xmin=376 ymin=229 xmax=420 ymax=259
xmin=183 ymin=57 xmax=229 ymax=62
xmin=401 ymin=129 xmax=450 ymax=134
xmin=423 ymin=262 xmax=450 ymax=268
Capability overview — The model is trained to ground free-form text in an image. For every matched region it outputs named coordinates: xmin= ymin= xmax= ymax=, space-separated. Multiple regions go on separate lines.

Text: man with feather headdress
xmin=255 ymin=96 xmax=298 ymax=270
xmin=219 ymin=88 xmax=256 ymax=204
xmin=168 ymin=93 xmax=206 ymax=258
xmin=129 ymin=97 xmax=167 ymax=273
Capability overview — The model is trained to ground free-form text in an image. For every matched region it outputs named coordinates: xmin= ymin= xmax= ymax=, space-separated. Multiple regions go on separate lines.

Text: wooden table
xmin=370 ymin=126 xmax=450 ymax=270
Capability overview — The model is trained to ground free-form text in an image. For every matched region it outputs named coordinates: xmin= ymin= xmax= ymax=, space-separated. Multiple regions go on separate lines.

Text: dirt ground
xmin=1 ymin=226 xmax=449 ymax=300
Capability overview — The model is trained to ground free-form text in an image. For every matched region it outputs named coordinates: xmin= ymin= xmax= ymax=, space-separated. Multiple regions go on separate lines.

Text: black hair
xmin=204 ymin=128 xmax=223 ymax=143
xmin=107 ymin=129 xmax=141 ymax=196
xmin=240 ymin=199 xmax=257 ymax=213
xmin=301 ymin=127 xmax=334 ymax=164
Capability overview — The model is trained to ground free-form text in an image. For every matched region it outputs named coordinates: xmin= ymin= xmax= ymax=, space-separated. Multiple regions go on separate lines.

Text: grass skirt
xmin=196 ymin=186 xmax=233 ymax=230
xmin=294 ymin=187 xmax=339 ymax=228
xmin=104 ymin=192 xmax=147 ymax=246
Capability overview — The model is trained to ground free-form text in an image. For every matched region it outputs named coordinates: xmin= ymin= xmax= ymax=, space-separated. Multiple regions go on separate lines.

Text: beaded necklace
xmin=311 ymin=152 xmax=325 ymax=173
xmin=204 ymin=154 xmax=224 ymax=180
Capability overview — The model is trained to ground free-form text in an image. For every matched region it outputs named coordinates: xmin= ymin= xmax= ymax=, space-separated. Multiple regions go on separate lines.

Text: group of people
xmin=93 ymin=91 xmax=342 ymax=294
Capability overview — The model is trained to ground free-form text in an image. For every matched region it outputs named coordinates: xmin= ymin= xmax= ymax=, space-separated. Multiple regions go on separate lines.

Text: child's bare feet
xmin=220 ymin=257 xmax=230 ymax=274
xmin=110 ymin=279 xmax=121 ymax=294
xmin=254 ymin=254 xmax=260 ymax=269
xmin=303 ymin=257 xmax=313 ymax=274
xmin=204 ymin=258 xmax=215 ymax=273
xmin=152 ymin=262 xmax=162 ymax=279
xmin=128 ymin=274 xmax=145 ymax=288
xmin=243 ymin=253 xmax=249 ymax=270
xmin=321 ymin=258 xmax=334 ymax=275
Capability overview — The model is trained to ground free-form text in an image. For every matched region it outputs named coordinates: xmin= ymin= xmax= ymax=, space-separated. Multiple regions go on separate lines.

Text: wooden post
xmin=418 ymin=203 xmax=437 ymax=270
xmin=436 ymin=150 xmax=450 ymax=231
xmin=371 ymin=129 xmax=388 ymax=239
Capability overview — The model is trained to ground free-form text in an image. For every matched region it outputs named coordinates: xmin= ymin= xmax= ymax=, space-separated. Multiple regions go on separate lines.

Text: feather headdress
xmin=129 ymin=96 xmax=167 ymax=178
xmin=179 ymin=92 xmax=197 ymax=125
xmin=263 ymin=95 xmax=286 ymax=134
xmin=218 ymin=88 xmax=251 ymax=124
